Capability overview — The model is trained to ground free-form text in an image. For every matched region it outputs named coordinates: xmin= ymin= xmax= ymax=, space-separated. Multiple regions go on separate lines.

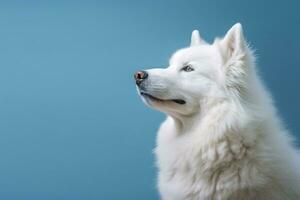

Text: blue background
xmin=0 ymin=1 xmax=299 ymax=199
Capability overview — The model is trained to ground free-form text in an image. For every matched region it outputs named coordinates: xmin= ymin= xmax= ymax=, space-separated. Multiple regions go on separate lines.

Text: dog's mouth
xmin=140 ymin=92 xmax=186 ymax=105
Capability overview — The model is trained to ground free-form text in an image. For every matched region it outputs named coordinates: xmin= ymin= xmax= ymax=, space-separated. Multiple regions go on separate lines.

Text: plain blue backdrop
xmin=0 ymin=1 xmax=299 ymax=199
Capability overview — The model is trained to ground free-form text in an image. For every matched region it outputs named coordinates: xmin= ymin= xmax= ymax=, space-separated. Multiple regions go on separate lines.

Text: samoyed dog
xmin=134 ymin=23 xmax=300 ymax=200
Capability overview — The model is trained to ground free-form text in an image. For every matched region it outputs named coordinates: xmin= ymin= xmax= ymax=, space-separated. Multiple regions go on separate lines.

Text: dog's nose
xmin=134 ymin=70 xmax=148 ymax=85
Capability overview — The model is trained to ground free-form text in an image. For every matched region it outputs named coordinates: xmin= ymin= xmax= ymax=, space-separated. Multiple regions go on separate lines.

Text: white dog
xmin=134 ymin=23 xmax=300 ymax=200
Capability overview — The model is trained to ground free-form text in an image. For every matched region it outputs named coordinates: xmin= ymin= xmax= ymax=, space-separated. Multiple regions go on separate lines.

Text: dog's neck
xmin=168 ymin=97 xmax=253 ymax=145
xmin=169 ymin=98 xmax=229 ymax=134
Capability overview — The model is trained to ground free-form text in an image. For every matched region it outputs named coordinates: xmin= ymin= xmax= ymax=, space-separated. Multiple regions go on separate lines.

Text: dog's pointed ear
xmin=190 ymin=30 xmax=202 ymax=46
xmin=219 ymin=23 xmax=247 ymax=62
xmin=218 ymin=23 xmax=254 ymax=93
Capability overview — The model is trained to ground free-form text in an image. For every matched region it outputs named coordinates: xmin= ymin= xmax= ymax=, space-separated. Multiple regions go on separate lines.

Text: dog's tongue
xmin=173 ymin=99 xmax=186 ymax=105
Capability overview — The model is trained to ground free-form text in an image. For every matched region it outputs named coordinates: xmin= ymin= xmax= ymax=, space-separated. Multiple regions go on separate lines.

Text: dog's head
xmin=135 ymin=23 xmax=253 ymax=117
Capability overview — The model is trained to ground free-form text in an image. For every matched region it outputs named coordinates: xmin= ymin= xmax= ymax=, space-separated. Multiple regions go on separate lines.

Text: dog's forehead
xmin=170 ymin=45 xmax=219 ymax=65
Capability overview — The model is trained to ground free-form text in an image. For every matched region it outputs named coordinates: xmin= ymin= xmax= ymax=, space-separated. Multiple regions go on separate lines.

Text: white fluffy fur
xmin=136 ymin=23 xmax=300 ymax=199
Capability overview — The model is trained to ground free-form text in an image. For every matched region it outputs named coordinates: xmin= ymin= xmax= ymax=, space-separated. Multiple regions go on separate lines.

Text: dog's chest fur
xmin=154 ymin=117 xmax=296 ymax=200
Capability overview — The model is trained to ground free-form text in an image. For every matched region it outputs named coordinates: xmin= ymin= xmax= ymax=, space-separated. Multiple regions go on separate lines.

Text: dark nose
xmin=134 ymin=70 xmax=148 ymax=85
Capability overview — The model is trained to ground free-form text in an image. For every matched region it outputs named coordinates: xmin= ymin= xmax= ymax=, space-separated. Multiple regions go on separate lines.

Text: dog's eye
xmin=182 ymin=65 xmax=194 ymax=72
